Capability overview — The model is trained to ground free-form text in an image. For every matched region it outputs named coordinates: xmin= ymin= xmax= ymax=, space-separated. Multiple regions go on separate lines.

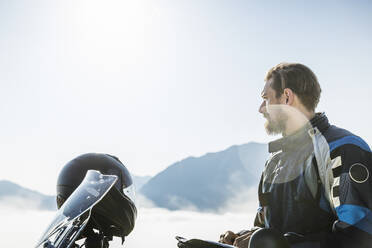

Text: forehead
xmin=261 ymin=79 xmax=275 ymax=97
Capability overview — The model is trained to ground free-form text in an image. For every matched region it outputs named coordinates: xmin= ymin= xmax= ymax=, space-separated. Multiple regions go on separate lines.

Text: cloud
xmin=0 ymin=196 xmax=47 ymax=211
xmin=123 ymin=207 xmax=256 ymax=248
xmin=136 ymin=193 xmax=157 ymax=208
xmin=213 ymin=169 xmax=259 ymax=214
xmin=1 ymin=205 xmax=257 ymax=248
xmin=165 ymin=195 xmax=199 ymax=212
xmin=218 ymin=185 xmax=258 ymax=215
xmin=0 ymin=209 xmax=54 ymax=247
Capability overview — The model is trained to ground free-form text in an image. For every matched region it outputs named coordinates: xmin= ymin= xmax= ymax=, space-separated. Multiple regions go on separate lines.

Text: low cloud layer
xmin=117 ymin=207 xmax=257 ymax=248
xmin=1 ymin=206 xmax=256 ymax=248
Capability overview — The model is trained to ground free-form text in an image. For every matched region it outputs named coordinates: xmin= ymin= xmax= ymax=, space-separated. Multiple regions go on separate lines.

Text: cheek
xmin=268 ymin=97 xmax=281 ymax=105
xmin=266 ymin=103 xmax=282 ymax=117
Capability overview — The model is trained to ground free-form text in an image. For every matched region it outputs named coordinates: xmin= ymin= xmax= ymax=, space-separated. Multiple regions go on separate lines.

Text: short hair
xmin=265 ymin=62 xmax=321 ymax=112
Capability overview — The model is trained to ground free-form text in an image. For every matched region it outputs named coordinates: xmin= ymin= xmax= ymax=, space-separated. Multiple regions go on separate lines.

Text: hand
xmin=233 ymin=227 xmax=260 ymax=248
xmin=233 ymin=232 xmax=252 ymax=248
xmin=219 ymin=231 xmax=238 ymax=245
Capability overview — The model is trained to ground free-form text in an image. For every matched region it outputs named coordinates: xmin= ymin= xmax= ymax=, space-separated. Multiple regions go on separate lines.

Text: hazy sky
xmin=1 ymin=0 xmax=372 ymax=194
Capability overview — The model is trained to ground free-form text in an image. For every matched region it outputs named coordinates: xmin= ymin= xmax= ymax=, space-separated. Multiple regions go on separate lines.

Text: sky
xmin=1 ymin=0 xmax=372 ymax=195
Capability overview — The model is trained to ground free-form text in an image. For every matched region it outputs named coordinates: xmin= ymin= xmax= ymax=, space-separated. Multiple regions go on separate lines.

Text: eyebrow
xmin=261 ymin=91 xmax=266 ymax=98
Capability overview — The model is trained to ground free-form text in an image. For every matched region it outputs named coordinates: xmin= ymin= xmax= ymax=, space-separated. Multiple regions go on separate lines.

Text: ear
xmin=283 ymin=88 xmax=294 ymax=105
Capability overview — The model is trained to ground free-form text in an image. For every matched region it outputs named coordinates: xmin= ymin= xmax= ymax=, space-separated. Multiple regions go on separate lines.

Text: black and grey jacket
xmin=256 ymin=113 xmax=372 ymax=248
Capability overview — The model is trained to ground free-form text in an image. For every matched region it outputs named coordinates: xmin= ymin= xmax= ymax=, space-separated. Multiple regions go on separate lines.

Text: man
xmin=220 ymin=63 xmax=372 ymax=248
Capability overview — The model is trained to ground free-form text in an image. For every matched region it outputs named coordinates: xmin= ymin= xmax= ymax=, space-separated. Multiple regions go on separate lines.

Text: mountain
xmin=0 ymin=142 xmax=267 ymax=212
xmin=0 ymin=180 xmax=56 ymax=211
xmin=140 ymin=142 xmax=267 ymax=211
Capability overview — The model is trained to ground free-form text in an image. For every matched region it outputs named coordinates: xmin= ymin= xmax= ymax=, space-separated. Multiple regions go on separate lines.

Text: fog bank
xmin=0 ymin=205 xmax=256 ymax=248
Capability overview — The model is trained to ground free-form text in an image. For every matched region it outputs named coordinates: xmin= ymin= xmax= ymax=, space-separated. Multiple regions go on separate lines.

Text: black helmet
xmin=56 ymin=153 xmax=137 ymax=239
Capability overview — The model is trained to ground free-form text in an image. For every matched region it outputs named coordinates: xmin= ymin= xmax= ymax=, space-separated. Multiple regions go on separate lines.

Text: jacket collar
xmin=309 ymin=112 xmax=330 ymax=134
xmin=268 ymin=112 xmax=330 ymax=153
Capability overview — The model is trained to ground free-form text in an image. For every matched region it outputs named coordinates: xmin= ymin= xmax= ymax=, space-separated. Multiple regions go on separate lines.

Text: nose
xmin=259 ymin=101 xmax=266 ymax=114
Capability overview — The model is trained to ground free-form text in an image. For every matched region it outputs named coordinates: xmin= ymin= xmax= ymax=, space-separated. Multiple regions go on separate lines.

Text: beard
xmin=264 ymin=109 xmax=288 ymax=135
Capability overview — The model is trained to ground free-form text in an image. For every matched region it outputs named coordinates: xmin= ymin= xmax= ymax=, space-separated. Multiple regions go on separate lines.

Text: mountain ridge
xmin=0 ymin=180 xmax=56 ymax=211
xmin=0 ymin=142 xmax=268 ymax=212
xmin=141 ymin=142 xmax=267 ymax=211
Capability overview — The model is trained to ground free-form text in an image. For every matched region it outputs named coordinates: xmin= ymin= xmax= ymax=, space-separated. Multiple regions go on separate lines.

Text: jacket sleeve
xmin=254 ymin=173 xmax=265 ymax=227
xmin=326 ymin=138 xmax=372 ymax=247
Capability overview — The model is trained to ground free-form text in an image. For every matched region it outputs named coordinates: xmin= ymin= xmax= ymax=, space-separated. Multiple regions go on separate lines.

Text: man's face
xmin=259 ymin=79 xmax=287 ymax=135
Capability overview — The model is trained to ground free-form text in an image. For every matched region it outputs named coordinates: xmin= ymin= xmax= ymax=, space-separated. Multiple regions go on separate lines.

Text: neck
xmin=283 ymin=109 xmax=315 ymax=136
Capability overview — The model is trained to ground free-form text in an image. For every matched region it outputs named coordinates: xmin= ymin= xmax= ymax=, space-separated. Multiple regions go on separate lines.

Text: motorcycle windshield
xmin=35 ymin=170 xmax=118 ymax=248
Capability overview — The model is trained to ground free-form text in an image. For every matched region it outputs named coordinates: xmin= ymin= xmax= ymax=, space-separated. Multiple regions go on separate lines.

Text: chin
xmin=265 ymin=121 xmax=284 ymax=136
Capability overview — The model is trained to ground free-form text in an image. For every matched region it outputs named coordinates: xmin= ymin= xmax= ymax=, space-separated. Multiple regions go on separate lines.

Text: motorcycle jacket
xmin=256 ymin=113 xmax=372 ymax=248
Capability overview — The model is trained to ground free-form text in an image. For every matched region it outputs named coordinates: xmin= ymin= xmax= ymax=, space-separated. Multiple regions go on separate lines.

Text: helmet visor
xmin=35 ymin=170 xmax=118 ymax=248
xmin=123 ymin=184 xmax=136 ymax=205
